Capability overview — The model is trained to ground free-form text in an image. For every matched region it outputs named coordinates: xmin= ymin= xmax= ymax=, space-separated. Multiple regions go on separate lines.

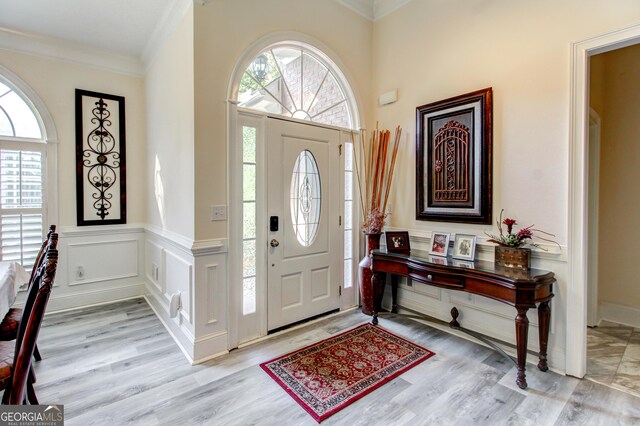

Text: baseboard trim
xmin=144 ymin=292 xmax=196 ymax=364
xmin=46 ymin=295 xmax=144 ymax=314
xmin=38 ymin=282 xmax=146 ymax=313
xmin=599 ymin=302 xmax=640 ymax=328
xmin=193 ymin=332 xmax=229 ymax=364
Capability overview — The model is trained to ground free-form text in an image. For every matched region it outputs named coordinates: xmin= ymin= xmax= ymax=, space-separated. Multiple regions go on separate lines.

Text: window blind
xmin=0 ymin=149 xmax=43 ymax=267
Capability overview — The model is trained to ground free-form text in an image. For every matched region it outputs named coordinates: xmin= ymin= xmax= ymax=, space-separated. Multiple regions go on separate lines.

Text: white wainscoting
xmin=143 ymin=226 xmax=228 ymax=364
xmin=22 ymin=224 xmax=232 ymax=366
xmin=35 ymin=225 xmax=147 ymax=312
xmin=380 ymin=231 xmax=568 ymax=373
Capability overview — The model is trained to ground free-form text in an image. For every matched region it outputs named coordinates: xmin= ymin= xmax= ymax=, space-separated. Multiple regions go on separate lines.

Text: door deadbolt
xmin=270 ymin=239 xmax=280 ymax=247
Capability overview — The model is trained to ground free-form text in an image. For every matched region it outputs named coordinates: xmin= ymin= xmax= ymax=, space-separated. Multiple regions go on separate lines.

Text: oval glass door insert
xmin=290 ymin=150 xmax=321 ymax=246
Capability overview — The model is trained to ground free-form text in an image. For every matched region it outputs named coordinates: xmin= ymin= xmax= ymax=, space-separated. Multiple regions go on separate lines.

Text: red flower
xmin=503 ymin=218 xmax=517 ymax=234
xmin=517 ymin=228 xmax=533 ymax=240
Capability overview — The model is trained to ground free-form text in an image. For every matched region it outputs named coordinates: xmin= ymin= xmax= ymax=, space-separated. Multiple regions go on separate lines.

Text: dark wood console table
xmin=370 ymin=249 xmax=555 ymax=389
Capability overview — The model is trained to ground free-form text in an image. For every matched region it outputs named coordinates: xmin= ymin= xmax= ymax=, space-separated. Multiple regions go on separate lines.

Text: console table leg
xmin=537 ymin=301 xmax=551 ymax=372
xmin=391 ymin=275 xmax=399 ymax=313
xmin=515 ymin=307 xmax=529 ymax=389
xmin=371 ymin=272 xmax=385 ymax=325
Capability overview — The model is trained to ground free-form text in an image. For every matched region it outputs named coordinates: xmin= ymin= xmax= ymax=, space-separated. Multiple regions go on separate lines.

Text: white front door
xmin=266 ymin=118 xmax=341 ymax=330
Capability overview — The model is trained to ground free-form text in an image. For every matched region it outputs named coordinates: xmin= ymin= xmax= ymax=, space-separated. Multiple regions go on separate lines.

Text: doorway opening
xmin=568 ymin=23 xmax=640 ymax=386
xmin=228 ymin=34 xmax=361 ymax=349
xmin=585 ymin=43 xmax=640 ymax=396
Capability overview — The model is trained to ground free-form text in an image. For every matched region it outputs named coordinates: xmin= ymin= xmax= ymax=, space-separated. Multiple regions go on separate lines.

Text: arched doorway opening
xmin=227 ymin=33 xmax=361 ymax=347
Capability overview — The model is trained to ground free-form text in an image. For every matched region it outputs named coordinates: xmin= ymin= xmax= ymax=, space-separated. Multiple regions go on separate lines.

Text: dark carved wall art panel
xmin=75 ymin=89 xmax=126 ymax=226
xmin=416 ymin=88 xmax=492 ymax=224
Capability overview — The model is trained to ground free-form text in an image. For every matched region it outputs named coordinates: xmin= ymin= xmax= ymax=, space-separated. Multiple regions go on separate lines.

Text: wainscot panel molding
xmin=191 ymin=239 xmax=226 ymax=256
xmin=67 ymin=239 xmax=139 ymax=286
xmin=144 ymin=228 xmax=229 ymax=364
xmin=192 ymin=253 xmax=228 ymax=363
xmin=38 ymin=226 xmax=147 ymax=312
xmin=145 ymin=239 xmax=164 ymax=292
xmin=145 ymin=224 xmax=195 ymax=255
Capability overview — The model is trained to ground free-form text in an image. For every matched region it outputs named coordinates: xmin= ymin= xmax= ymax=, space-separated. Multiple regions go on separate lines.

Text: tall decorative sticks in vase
xmin=352 ymin=126 xmax=403 ymax=234
xmin=353 ymin=126 xmax=402 ymax=315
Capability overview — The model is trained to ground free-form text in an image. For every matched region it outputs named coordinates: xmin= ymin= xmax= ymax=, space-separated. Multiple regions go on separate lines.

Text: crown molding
xmin=0 ymin=27 xmax=144 ymax=77
xmin=337 ymin=0 xmax=412 ymax=21
xmin=373 ymin=0 xmax=413 ymax=21
xmin=336 ymin=0 xmax=375 ymax=21
xmin=141 ymin=0 xmax=193 ymax=69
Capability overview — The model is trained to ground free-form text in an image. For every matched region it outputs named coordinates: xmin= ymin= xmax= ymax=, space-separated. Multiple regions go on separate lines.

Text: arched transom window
xmin=238 ymin=44 xmax=354 ymax=129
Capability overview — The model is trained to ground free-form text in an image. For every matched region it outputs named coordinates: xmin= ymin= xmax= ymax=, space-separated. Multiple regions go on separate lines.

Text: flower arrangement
xmin=486 ymin=209 xmax=559 ymax=250
xmin=352 ymin=126 xmax=403 ymax=234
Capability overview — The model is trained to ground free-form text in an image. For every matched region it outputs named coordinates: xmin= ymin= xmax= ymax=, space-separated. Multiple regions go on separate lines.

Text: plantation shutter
xmin=0 ymin=149 xmax=44 ymax=267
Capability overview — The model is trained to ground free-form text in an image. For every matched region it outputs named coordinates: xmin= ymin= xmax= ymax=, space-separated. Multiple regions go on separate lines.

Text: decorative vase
xmin=359 ymin=233 xmax=382 ymax=315
xmin=494 ymin=245 xmax=531 ymax=270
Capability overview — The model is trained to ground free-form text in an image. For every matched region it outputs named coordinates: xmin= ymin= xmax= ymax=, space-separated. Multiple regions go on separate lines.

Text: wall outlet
xmin=76 ymin=265 xmax=85 ymax=280
xmin=211 ymin=205 xmax=227 ymax=221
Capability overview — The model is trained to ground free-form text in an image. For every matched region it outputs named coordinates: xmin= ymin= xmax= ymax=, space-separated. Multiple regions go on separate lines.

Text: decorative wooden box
xmin=494 ymin=246 xmax=531 ymax=270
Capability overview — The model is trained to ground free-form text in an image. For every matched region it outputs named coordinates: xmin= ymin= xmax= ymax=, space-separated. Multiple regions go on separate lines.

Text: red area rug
xmin=260 ymin=323 xmax=435 ymax=422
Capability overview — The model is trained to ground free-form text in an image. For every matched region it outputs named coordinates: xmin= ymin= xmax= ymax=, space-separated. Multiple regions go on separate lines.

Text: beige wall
xmin=145 ymin=5 xmax=195 ymax=239
xmin=0 ymin=49 xmax=146 ymax=227
xmin=193 ymin=0 xmax=373 ymax=240
xmin=591 ymin=44 xmax=640 ymax=309
xmin=372 ymin=0 xmax=640 ymax=242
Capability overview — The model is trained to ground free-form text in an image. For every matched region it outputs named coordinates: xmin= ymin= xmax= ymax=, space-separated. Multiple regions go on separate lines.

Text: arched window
xmin=0 ymin=77 xmax=47 ymax=267
xmin=238 ymin=43 xmax=355 ymax=129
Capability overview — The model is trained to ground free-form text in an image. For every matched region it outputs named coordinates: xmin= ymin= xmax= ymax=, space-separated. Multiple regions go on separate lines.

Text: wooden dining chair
xmin=0 ymin=233 xmax=58 ymax=404
xmin=0 ymin=225 xmax=56 ymax=361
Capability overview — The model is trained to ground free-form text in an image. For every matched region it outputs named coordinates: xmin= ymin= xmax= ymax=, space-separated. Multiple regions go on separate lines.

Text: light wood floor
xmin=32 ymin=298 xmax=640 ymax=425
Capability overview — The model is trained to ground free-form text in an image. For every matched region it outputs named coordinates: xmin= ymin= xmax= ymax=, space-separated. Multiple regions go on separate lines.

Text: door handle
xmin=270 ymin=239 xmax=280 ymax=247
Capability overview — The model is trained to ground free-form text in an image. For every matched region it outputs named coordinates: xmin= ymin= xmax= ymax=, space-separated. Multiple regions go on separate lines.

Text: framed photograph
xmin=452 ymin=234 xmax=477 ymax=260
xmin=385 ymin=231 xmax=410 ymax=252
xmin=416 ymin=88 xmax=492 ymax=224
xmin=429 ymin=232 xmax=450 ymax=257
xmin=76 ymin=89 xmax=126 ymax=226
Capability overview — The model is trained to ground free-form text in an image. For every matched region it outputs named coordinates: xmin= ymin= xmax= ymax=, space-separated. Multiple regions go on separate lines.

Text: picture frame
xmin=76 ymin=89 xmax=127 ymax=226
xmin=385 ymin=231 xmax=410 ymax=252
xmin=429 ymin=232 xmax=450 ymax=257
xmin=452 ymin=234 xmax=477 ymax=260
xmin=416 ymin=88 xmax=492 ymax=224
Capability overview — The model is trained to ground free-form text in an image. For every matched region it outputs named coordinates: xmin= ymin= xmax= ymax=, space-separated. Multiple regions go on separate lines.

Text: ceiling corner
xmin=141 ymin=0 xmax=193 ymax=67
xmin=373 ymin=0 xmax=413 ymax=21
xmin=336 ymin=0 xmax=375 ymax=21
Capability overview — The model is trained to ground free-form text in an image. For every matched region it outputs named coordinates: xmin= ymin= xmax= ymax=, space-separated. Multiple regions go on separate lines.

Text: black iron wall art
xmin=75 ymin=89 xmax=126 ymax=225
xmin=416 ymin=88 xmax=492 ymax=224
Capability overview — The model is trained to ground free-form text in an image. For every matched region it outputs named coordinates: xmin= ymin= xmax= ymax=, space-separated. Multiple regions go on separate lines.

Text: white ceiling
xmin=0 ymin=0 xmax=176 ymax=58
xmin=0 ymin=0 xmax=411 ymax=68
